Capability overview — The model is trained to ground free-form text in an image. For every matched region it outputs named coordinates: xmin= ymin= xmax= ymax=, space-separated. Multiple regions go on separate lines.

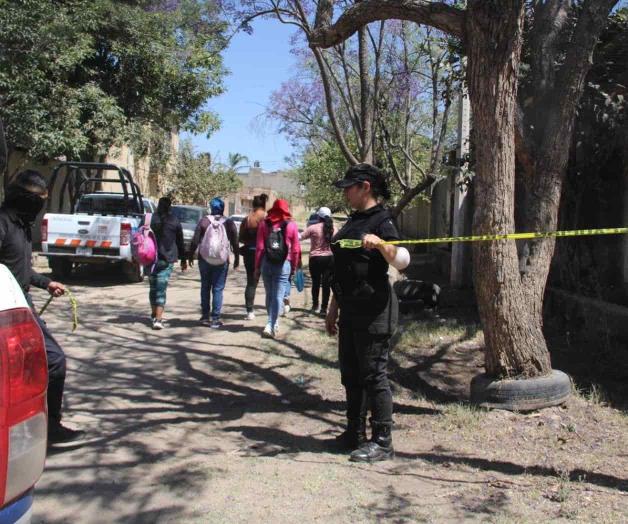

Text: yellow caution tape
xmin=333 ymin=227 xmax=628 ymax=249
xmin=39 ymin=288 xmax=79 ymax=332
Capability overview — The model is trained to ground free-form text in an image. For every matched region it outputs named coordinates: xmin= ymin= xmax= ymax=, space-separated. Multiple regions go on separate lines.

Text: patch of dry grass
xmin=437 ymin=403 xmax=485 ymax=434
xmin=399 ymin=317 xmax=482 ymax=350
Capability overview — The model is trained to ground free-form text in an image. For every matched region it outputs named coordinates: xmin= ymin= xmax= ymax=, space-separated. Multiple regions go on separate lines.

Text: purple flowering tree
xmin=239 ymin=1 xmax=458 ymax=216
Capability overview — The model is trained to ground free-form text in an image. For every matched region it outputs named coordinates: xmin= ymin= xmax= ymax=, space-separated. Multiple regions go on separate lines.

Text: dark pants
xmin=243 ymin=247 xmax=258 ymax=312
xmin=35 ymin=312 xmax=66 ymax=428
xmin=309 ymin=255 xmax=333 ymax=310
xmin=338 ymin=315 xmax=393 ymax=427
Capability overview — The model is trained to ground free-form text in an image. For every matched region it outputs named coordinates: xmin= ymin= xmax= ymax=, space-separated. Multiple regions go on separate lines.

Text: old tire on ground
xmin=470 ymin=369 xmax=572 ymax=412
xmin=123 ymin=261 xmax=144 ymax=283
xmin=49 ymin=257 xmax=73 ymax=279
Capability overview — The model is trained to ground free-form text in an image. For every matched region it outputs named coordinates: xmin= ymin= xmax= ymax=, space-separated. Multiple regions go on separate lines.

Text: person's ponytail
xmin=372 ymin=175 xmax=391 ymax=201
xmin=253 ymin=193 xmax=268 ymax=210
xmin=322 ymin=216 xmax=333 ymax=243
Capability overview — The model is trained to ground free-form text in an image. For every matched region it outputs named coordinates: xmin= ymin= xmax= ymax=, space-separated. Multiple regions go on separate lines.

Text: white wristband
xmin=390 ymin=246 xmax=410 ymax=270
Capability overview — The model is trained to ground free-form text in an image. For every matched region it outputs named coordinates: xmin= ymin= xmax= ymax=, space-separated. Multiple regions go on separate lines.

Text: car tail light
xmin=41 ymin=218 xmax=48 ymax=243
xmin=0 ymin=308 xmax=48 ymax=506
xmin=120 ymin=222 xmax=132 ymax=246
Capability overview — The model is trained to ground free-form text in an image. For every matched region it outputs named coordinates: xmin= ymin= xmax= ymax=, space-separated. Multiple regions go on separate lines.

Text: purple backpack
xmin=199 ymin=215 xmax=230 ymax=265
xmin=131 ymin=213 xmax=157 ymax=266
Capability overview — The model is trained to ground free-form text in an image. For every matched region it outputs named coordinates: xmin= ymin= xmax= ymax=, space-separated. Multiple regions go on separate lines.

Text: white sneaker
xmin=262 ymin=325 xmax=274 ymax=338
xmin=273 ymin=323 xmax=279 ymax=336
xmin=245 ymin=311 xmax=255 ymax=321
xmin=152 ymin=319 xmax=164 ymax=330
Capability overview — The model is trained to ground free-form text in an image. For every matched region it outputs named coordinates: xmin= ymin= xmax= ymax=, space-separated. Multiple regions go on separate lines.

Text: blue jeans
xmin=284 ymin=275 xmax=292 ymax=300
xmin=198 ymin=258 xmax=229 ymax=320
xmin=262 ymin=259 xmax=290 ymax=328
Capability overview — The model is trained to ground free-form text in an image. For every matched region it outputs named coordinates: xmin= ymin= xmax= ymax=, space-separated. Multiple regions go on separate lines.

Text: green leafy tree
xmin=166 ymin=141 xmax=242 ymax=205
xmin=295 ymin=141 xmax=350 ymax=213
xmin=0 ymin=0 xmax=226 ymax=176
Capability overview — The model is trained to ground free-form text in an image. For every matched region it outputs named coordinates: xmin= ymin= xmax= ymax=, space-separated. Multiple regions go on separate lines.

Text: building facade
xmin=226 ymin=165 xmax=307 ymax=221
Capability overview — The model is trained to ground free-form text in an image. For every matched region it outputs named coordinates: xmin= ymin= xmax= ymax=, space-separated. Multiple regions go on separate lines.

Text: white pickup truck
xmin=41 ymin=162 xmax=154 ymax=282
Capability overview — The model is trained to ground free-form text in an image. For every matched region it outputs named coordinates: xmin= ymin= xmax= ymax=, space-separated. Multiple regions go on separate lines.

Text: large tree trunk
xmin=517 ymin=0 xmax=619 ymax=322
xmin=467 ymin=0 xmax=552 ymax=378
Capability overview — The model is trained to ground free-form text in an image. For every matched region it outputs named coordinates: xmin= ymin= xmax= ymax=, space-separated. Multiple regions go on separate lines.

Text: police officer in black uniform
xmin=326 ymin=163 xmax=411 ymax=462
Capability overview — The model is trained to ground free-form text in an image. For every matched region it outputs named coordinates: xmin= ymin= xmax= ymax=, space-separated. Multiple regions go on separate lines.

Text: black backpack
xmin=264 ymin=219 xmax=289 ymax=264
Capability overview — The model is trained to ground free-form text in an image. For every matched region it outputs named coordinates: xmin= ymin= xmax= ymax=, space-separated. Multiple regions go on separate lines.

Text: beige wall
xmin=398 ymin=198 xmax=431 ymax=240
xmin=226 ymin=166 xmax=307 ymax=221
xmin=105 ymin=129 xmax=179 ymax=200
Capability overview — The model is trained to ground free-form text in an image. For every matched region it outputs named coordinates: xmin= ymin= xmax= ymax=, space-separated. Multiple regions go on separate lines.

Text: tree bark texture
xmin=311 ymin=1 xmax=464 ymax=47
xmin=518 ymin=0 xmax=620 ymax=319
xmin=358 ymin=27 xmax=374 ymax=163
xmin=466 ymin=0 xmax=552 ymax=377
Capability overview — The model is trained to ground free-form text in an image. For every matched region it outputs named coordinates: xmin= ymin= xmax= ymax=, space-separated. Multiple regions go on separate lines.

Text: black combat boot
xmin=330 ymin=418 xmax=367 ymax=451
xmin=349 ymin=423 xmax=394 ymax=462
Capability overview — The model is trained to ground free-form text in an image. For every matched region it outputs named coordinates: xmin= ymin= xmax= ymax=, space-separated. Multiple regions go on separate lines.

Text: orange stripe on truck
xmin=101 ymin=241 xmax=112 ymax=248
xmin=70 ymin=239 xmax=81 ymax=247
xmin=55 ymin=239 xmax=66 ymax=246
xmin=86 ymin=240 xmax=96 ymax=248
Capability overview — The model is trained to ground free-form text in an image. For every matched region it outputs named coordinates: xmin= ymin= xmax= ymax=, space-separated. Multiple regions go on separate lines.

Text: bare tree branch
xmin=336 ymin=42 xmax=362 ymax=134
xmin=310 ymin=0 xmax=465 ymax=47
xmin=326 ymin=46 xmax=363 ymax=145
xmin=358 ymin=26 xmax=373 ymax=162
xmin=391 ymin=174 xmax=438 ymax=218
xmin=376 ymin=104 xmax=408 ymax=190
xmin=311 ymin=46 xmax=359 ymax=165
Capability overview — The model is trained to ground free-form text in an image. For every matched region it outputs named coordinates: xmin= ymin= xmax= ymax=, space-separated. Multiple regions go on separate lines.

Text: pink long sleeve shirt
xmin=300 ymin=222 xmax=335 ymax=257
xmin=255 ymin=219 xmax=301 ymax=272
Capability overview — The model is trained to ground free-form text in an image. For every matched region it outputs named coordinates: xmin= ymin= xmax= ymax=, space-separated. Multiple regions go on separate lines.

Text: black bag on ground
xmin=264 ymin=219 xmax=288 ymax=264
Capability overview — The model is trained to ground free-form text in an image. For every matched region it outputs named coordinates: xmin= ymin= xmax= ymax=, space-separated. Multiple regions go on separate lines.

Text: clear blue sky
xmin=182 ymin=19 xmax=297 ymax=171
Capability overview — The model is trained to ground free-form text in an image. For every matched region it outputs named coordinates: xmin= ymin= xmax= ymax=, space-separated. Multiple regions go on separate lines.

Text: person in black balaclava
xmin=0 ymin=169 xmax=84 ymax=446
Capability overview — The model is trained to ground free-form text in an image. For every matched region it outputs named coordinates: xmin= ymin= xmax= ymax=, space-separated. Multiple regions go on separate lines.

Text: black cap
xmin=333 ymin=163 xmax=383 ymax=188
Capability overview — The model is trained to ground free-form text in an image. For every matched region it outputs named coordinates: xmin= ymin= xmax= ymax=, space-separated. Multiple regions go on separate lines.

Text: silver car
xmin=171 ymin=205 xmax=208 ymax=257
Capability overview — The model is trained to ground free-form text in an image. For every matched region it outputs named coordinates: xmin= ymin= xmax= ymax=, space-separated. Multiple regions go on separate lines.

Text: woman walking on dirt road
xmin=149 ymin=197 xmax=187 ymax=330
xmin=254 ymin=199 xmax=301 ymax=338
xmin=301 ymin=206 xmax=335 ymax=317
xmin=326 ymin=164 xmax=410 ymax=463
xmin=239 ymin=193 xmax=268 ymax=320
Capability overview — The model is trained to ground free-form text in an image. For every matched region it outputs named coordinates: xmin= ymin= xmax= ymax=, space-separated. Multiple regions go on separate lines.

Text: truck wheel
xmin=49 ymin=258 xmax=73 ymax=279
xmin=123 ymin=261 xmax=144 ymax=283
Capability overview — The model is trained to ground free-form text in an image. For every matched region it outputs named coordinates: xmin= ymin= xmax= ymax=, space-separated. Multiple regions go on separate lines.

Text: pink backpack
xmin=199 ymin=215 xmax=230 ymax=265
xmin=131 ymin=213 xmax=158 ymax=266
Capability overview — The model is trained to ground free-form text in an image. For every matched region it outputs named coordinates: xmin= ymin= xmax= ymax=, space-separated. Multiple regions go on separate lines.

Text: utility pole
xmin=450 ymin=89 xmax=472 ymax=288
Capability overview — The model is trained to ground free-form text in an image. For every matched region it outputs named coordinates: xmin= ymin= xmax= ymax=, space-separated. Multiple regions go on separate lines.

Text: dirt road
xmin=31 ymin=261 xmax=627 ymax=523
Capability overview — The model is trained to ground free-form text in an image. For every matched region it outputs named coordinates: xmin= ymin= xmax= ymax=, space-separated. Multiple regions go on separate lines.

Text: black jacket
xmin=331 ymin=204 xmax=400 ymax=332
xmin=150 ymin=212 xmax=185 ymax=264
xmin=0 ymin=207 xmax=51 ymax=293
